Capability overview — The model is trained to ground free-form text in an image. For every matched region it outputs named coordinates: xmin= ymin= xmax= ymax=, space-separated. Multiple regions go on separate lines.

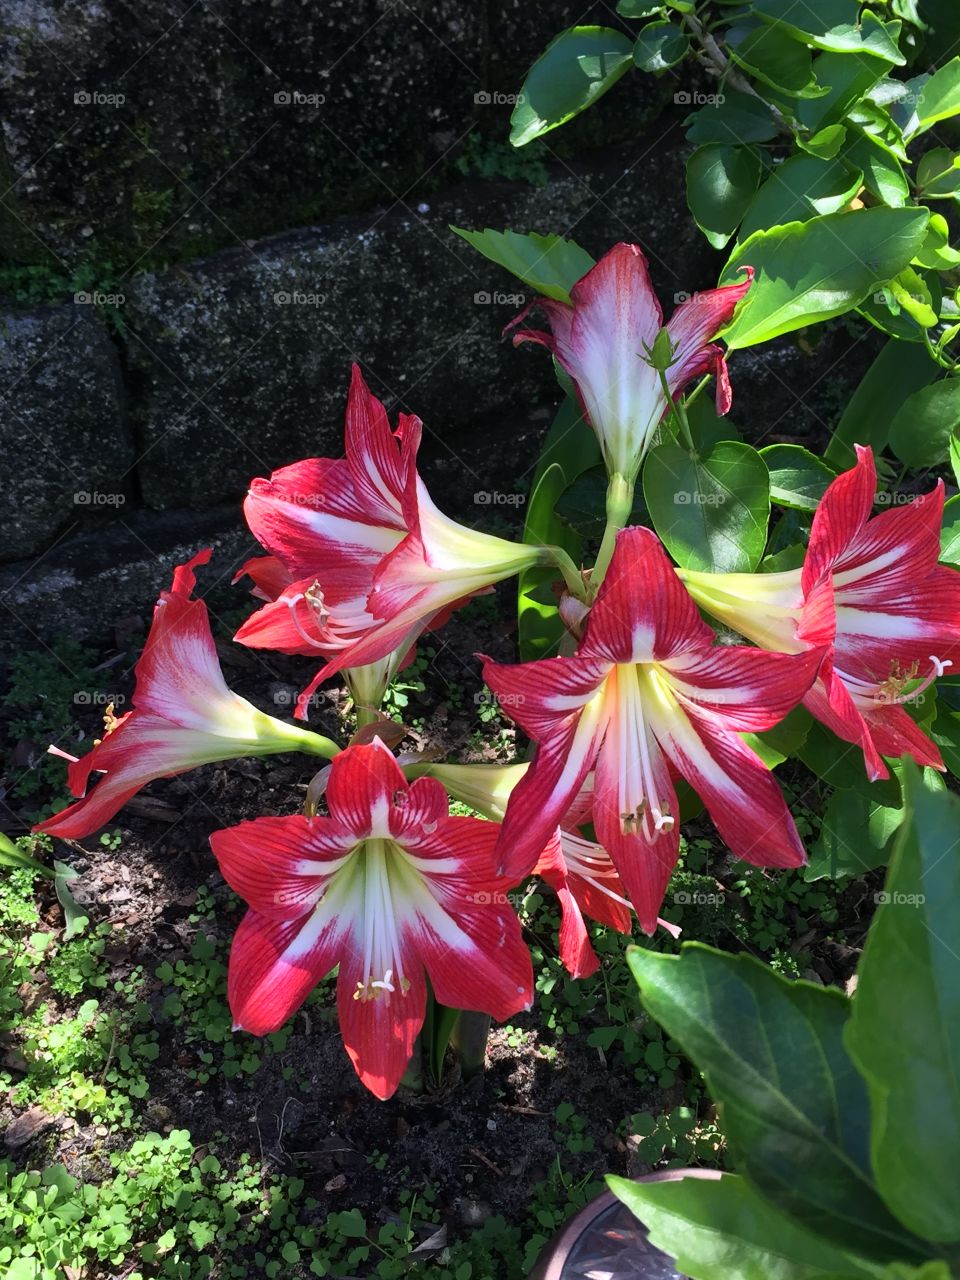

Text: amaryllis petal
xmin=417 ymin=896 xmax=534 ymax=1022
xmin=233 ymin=554 xmax=293 ymax=603
xmin=663 ymin=645 xmax=824 ymax=732
xmin=336 ymin=940 xmax=428 ymax=1101
xmin=654 ymin=703 xmax=806 ymax=869
xmin=481 ymin=650 xmax=608 ymax=740
xmin=592 ymin=706 xmax=681 ymax=936
xmin=862 ymin=703 xmax=944 ymax=771
xmin=580 ymin=526 xmax=715 ymax=664
xmin=228 ymin=908 xmax=352 ymax=1037
xmin=802 ymin=671 xmax=890 ymax=783
xmin=664 ymin=270 xmax=754 ymax=412
xmin=210 ymin=814 xmax=354 ymax=919
xmin=801 ymin=444 xmax=877 ymax=594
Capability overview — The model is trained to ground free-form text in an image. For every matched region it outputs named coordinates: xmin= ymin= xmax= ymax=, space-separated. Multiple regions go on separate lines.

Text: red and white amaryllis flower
xmin=35 ymin=551 xmax=337 ymax=841
xmin=235 ymin=364 xmax=549 ymax=716
xmin=209 ymin=739 xmax=533 ymax=1100
xmin=507 ymin=243 xmax=753 ymax=481
xmin=681 ymin=446 xmax=960 ymax=781
xmin=427 ymin=761 xmax=677 ymax=978
xmin=483 ymin=528 xmax=823 ymax=933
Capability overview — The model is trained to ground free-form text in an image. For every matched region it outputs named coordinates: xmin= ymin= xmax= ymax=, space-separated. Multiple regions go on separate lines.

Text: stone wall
xmin=0 ymin=6 xmax=878 ymax=647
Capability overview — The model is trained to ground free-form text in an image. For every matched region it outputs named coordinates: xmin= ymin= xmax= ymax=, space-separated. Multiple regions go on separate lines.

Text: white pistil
xmin=353 ymin=840 xmax=409 ymax=1003
xmin=618 ymin=664 xmax=672 ymax=840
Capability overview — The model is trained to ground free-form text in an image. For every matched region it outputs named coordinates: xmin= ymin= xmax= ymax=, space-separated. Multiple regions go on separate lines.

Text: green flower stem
xmin=657 ymin=365 xmax=695 ymax=453
xmin=592 ymin=472 xmax=635 ymax=593
xmin=542 ymin=544 xmax=588 ymax=600
xmin=452 ymin=1011 xmax=492 ymax=1079
xmin=288 ymin=727 xmax=342 ymax=758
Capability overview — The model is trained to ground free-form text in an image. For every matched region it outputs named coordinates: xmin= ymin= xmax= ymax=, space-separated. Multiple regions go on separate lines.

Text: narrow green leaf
xmin=509 ymin=26 xmax=635 ymax=147
xmin=450 ymin=227 xmax=593 ymax=303
xmin=642 ymin=440 xmax=769 ymax=572
xmin=608 ymin=1172 xmax=887 ymax=1280
xmin=719 ymin=207 xmax=930 ymax=351
xmin=686 ymin=144 xmax=762 ymax=250
xmin=888 ymin=378 xmax=960 ymax=468
xmin=626 ymin=945 xmax=926 ymax=1256
xmin=828 ymin=338 xmax=938 ymax=467
xmin=0 ymin=832 xmax=52 ymax=877
xmin=845 ymin=764 xmax=960 ymax=1242
xmin=54 ymin=861 xmax=88 ymax=940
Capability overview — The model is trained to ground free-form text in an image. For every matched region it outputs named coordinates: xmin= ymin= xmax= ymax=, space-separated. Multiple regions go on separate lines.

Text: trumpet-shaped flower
xmin=236 ymin=364 xmax=550 ymax=717
xmin=209 ymin=740 xmax=533 ymax=1099
xmin=507 ymin=242 xmax=752 ymax=481
xmin=483 ymin=528 xmax=823 ymax=932
xmin=35 ymin=551 xmax=338 ymax=841
xmin=682 ymin=446 xmax=960 ymax=781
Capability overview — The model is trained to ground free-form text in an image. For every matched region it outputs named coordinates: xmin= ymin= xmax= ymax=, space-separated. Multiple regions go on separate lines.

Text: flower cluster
xmin=37 ymin=243 xmax=960 ymax=1099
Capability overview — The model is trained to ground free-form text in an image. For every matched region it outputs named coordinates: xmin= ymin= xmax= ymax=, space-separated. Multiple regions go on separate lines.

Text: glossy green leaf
xmin=795 ymin=39 xmax=901 ymax=136
xmin=686 ymin=144 xmax=762 ymax=249
xmin=888 ymin=378 xmax=960 ymax=468
xmin=739 ymin=155 xmax=862 ymax=242
xmin=845 ymin=765 xmax=960 ymax=1242
xmin=719 ymin=206 xmax=930 ymax=350
xmin=633 ymin=18 xmax=688 ymax=70
xmin=509 ymin=26 xmax=635 ymax=146
xmin=686 ymin=393 xmax=742 ymax=448
xmin=518 ymin=397 xmax=601 ymax=660
xmin=726 ymin=20 xmax=821 ymax=97
xmin=797 ymin=124 xmax=848 ymax=160
xmin=799 ymin=721 xmax=902 ymax=806
xmin=901 ymin=56 xmax=960 ymax=138
xmin=752 ymin=0 xmax=904 ymax=60
xmin=846 ymin=101 xmax=907 ymax=162
xmin=625 ymin=945 xmax=925 ymax=1256
xmin=827 ymin=338 xmax=938 ymax=467
xmin=642 ymin=440 xmax=769 ymax=572
xmin=912 ymin=213 xmax=960 ymax=270
xmin=616 ymin=0 xmax=664 ymax=13
xmin=805 ymin=787 xmax=903 ymax=881
xmin=608 ymin=1173 xmax=885 ymax=1280
xmin=843 ymin=131 xmax=909 ymax=206
xmin=685 ymin=90 xmax=779 ymax=144
xmin=760 ymin=444 xmax=838 ymax=510
xmin=449 ymin=227 xmax=593 ymax=303
xmin=941 ymin=494 xmax=960 ymax=565
xmin=916 ymin=147 xmax=960 ymax=197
